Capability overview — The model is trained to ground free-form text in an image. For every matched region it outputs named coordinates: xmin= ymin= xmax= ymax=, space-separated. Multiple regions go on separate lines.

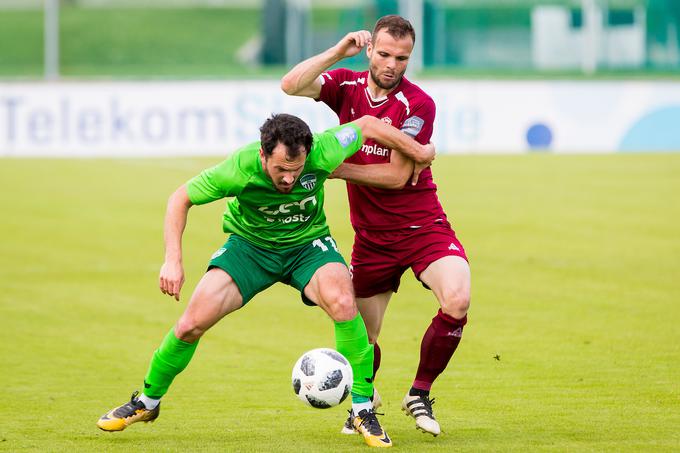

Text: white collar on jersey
xmin=363 ymin=87 xmax=389 ymax=108
xmin=363 ymin=87 xmax=410 ymax=115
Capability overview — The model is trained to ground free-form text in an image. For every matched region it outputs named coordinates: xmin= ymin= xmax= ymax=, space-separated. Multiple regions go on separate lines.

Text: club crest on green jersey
xmin=300 ymin=173 xmax=317 ymax=190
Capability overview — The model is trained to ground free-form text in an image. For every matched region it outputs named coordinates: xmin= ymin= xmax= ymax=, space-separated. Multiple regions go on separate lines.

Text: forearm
xmin=282 ymin=30 xmax=370 ymax=97
xmin=163 ymin=185 xmax=192 ymax=263
xmin=356 ymin=116 xmax=434 ymax=164
xmin=280 ymin=48 xmax=341 ymax=97
xmin=332 ymin=163 xmax=401 ymax=189
xmin=332 ymin=152 xmax=414 ymax=189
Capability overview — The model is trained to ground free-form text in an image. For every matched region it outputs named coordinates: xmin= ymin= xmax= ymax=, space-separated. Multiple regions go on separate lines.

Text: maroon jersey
xmin=317 ymin=68 xmax=446 ymax=230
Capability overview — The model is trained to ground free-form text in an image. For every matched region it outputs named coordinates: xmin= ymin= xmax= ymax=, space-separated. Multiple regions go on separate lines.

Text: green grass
xmin=0 ymin=6 xmax=261 ymax=78
xmin=60 ymin=7 xmax=260 ymax=77
xmin=0 ymin=153 xmax=679 ymax=451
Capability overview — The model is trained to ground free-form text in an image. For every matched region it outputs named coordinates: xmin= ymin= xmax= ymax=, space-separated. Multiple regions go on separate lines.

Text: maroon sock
xmin=413 ymin=309 xmax=467 ymax=391
xmin=372 ymin=342 xmax=381 ymax=381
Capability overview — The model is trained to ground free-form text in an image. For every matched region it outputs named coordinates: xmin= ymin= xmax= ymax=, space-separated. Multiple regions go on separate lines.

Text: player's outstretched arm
xmin=159 ymin=184 xmax=193 ymax=301
xmin=353 ymin=115 xmax=436 ymax=185
xmin=280 ymin=30 xmax=371 ymax=98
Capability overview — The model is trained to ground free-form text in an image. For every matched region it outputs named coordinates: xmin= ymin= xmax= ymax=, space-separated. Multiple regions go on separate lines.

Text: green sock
xmin=142 ymin=328 xmax=199 ymax=399
xmin=334 ymin=315 xmax=374 ymax=399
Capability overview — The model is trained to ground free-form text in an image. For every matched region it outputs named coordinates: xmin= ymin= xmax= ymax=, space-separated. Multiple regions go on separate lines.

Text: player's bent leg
xmin=305 ymin=264 xmax=390 ymax=447
xmin=98 ymin=268 xmax=243 ymax=432
xmin=304 ymin=262 xmax=357 ymax=322
xmin=356 ymin=292 xmax=391 ymax=398
xmin=304 ymin=263 xmax=374 ymax=398
xmin=175 ymin=267 xmax=244 ymax=342
xmin=417 ymin=256 xmax=470 ymax=391
xmin=420 ymin=255 xmax=471 ymax=319
xmin=403 ymin=256 xmax=470 ymax=436
xmin=145 ymin=268 xmax=243 ymax=399
xmin=340 ymin=292 xmax=390 ymax=433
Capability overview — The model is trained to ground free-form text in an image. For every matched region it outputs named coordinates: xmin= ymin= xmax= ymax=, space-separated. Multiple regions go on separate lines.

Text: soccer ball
xmin=291 ymin=348 xmax=353 ymax=409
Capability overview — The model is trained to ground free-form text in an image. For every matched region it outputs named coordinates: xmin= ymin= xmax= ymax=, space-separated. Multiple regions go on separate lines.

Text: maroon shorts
xmin=350 ymin=219 xmax=468 ymax=298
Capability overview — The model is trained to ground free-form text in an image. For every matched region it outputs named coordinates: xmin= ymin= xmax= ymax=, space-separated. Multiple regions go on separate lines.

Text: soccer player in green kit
xmin=96 ymin=113 xmax=433 ymax=448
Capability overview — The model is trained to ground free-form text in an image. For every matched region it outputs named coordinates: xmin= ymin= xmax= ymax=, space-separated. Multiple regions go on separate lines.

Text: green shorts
xmin=208 ymin=234 xmax=347 ymax=306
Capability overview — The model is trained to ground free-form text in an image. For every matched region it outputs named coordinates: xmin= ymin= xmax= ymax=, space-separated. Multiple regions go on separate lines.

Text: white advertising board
xmin=1 ymin=80 xmax=679 ymax=157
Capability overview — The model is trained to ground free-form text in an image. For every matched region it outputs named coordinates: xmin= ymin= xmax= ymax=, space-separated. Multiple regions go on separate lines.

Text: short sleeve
xmin=401 ymin=97 xmax=436 ymax=145
xmin=311 ymin=123 xmax=364 ymax=172
xmin=316 ymin=68 xmax=356 ymax=115
xmin=185 ymin=147 xmax=252 ymax=204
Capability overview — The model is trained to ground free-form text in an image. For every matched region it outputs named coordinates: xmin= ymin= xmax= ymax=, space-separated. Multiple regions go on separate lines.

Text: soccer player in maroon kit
xmin=281 ymin=15 xmax=470 ymax=438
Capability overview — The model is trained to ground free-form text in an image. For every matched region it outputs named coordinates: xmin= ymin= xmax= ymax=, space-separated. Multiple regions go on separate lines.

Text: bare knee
xmin=174 ymin=316 xmax=205 ymax=343
xmin=325 ymin=291 xmax=358 ymax=322
xmin=439 ymin=286 xmax=470 ymax=319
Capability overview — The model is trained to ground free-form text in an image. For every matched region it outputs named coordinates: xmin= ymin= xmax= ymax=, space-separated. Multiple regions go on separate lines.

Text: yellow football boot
xmin=97 ymin=391 xmax=160 ymax=432
xmin=352 ymin=409 xmax=392 ymax=448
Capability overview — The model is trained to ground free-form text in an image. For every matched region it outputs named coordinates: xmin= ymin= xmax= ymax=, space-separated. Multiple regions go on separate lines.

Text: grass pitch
xmin=0 ymin=153 xmax=678 ymax=452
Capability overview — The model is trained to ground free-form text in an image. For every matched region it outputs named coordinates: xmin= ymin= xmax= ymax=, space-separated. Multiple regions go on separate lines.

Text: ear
xmin=366 ymin=42 xmax=373 ymax=59
xmin=259 ymin=147 xmax=267 ymax=167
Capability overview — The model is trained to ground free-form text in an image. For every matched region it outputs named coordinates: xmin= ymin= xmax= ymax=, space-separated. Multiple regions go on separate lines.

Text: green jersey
xmin=186 ymin=123 xmax=362 ymax=249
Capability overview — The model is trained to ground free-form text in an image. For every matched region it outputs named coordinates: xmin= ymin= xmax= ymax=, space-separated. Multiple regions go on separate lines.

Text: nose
xmin=282 ymin=173 xmax=295 ymax=185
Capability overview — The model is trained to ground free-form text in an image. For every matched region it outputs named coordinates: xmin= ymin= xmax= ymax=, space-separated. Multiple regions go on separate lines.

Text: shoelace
xmin=112 ymin=391 xmax=146 ymax=418
xmin=411 ymin=395 xmax=436 ymax=417
xmin=345 ymin=409 xmax=354 ymax=427
xmin=359 ymin=410 xmax=385 ymax=436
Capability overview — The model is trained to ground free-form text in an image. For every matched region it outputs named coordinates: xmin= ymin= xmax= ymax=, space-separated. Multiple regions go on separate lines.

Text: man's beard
xmin=369 ymin=66 xmax=403 ymax=91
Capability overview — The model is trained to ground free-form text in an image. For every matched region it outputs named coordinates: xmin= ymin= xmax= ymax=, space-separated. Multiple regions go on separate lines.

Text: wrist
xmin=327 ymin=46 xmax=346 ymax=63
xmin=164 ymin=251 xmax=182 ymax=263
xmin=416 ymin=144 xmax=434 ymax=164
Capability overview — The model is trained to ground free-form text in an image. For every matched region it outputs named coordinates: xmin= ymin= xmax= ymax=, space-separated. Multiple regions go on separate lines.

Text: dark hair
xmin=372 ymin=15 xmax=416 ymax=44
xmin=259 ymin=113 xmax=313 ymax=158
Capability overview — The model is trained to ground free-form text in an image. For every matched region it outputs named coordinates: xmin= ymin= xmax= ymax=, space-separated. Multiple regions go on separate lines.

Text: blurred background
xmin=1 ymin=0 xmax=680 ymax=155
xmin=3 ymin=0 xmax=680 ymax=78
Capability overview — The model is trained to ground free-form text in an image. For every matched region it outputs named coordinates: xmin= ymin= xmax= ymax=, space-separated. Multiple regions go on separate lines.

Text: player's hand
xmin=411 ymin=142 xmax=436 ymax=185
xmin=333 ymin=30 xmax=371 ymax=58
xmin=159 ymin=260 xmax=185 ymax=301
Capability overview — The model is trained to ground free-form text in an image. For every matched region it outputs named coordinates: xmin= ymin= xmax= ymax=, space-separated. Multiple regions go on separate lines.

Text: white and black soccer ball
xmin=291 ymin=348 xmax=353 ymax=409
